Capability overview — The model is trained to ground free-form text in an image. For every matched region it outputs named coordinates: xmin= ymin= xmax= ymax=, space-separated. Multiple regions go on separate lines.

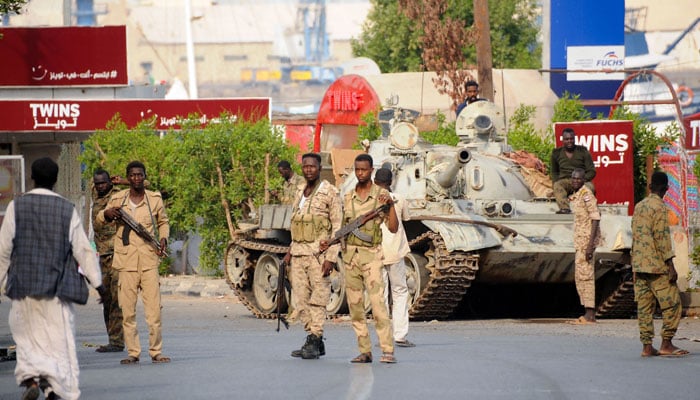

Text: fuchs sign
xmin=0 ymin=99 xmax=271 ymax=132
xmin=0 ymin=26 xmax=128 ymax=87
xmin=554 ymin=120 xmax=635 ymax=214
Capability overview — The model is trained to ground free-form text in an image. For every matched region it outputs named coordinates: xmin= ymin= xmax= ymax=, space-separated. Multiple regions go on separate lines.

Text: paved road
xmin=2 ymin=293 xmax=700 ymax=400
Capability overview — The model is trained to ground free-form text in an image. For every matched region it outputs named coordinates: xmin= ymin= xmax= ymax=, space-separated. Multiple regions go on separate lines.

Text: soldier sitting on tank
xmin=270 ymin=160 xmax=305 ymax=205
xmin=455 ymin=80 xmax=486 ymax=117
xmin=550 ymin=128 xmax=596 ymax=214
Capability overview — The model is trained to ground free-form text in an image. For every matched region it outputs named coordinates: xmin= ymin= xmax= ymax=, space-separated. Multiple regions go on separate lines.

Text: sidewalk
xmin=159 ymin=275 xmax=234 ymax=298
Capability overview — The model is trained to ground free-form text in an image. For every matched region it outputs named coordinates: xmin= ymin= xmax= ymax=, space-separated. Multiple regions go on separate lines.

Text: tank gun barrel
xmin=434 ymin=148 xmax=471 ymax=188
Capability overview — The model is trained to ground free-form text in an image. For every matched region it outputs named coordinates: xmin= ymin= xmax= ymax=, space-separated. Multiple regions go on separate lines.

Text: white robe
xmin=0 ymin=188 xmax=101 ymax=400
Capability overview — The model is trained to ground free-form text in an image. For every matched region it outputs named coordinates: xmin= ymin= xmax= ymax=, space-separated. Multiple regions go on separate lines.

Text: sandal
xmin=380 ymin=352 xmax=397 ymax=364
xmin=120 ymin=356 xmax=139 ymax=365
xmin=152 ymin=354 xmax=171 ymax=364
xmin=350 ymin=352 xmax=372 ymax=363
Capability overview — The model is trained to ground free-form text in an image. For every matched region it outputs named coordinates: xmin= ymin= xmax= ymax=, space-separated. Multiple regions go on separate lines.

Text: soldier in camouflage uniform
xmin=632 ymin=171 xmax=688 ymax=357
xmin=273 ymin=160 xmax=306 ymax=205
xmin=283 ymin=153 xmax=342 ymax=359
xmin=91 ymin=169 xmax=124 ymax=352
xmin=341 ymin=154 xmax=398 ymax=364
xmin=568 ymin=168 xmax=600 ymax=324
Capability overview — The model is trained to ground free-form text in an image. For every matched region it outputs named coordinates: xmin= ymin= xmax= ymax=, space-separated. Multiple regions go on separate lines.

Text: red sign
xmin=554 ymin=120 xmax=635 ymax=214
xmin=314 ymin=74 xmax=381 ymax=151
xmin=683 ymin=112 xmax=700 ymax=150
xmin=0 ymin=26 xmax=128 ymax=87
xmin=0 ymin=99 xmax=271 ymax=132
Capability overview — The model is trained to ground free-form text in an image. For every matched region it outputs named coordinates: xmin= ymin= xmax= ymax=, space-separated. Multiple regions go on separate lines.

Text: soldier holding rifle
xmin=283 ymin=153 xmax=342 ymax=360
xmin=98 ymin=161 xmax=171 ymax=365
xmin=341 ymin=154 xmax=399 ymax=364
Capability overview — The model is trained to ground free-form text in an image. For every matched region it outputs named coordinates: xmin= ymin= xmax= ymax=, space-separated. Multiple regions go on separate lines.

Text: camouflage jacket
xmin=92 ymin=186 xmax=120 ymax=256
xmin=281 ymin=173 xmax=305 ymax=205
xmin=570 ymin=185 xmax=601 ymax=250
xmin=289 ymin=180 xmax=343 ymax=264
xmin=631 ymin=194 xmax=674 ymax=274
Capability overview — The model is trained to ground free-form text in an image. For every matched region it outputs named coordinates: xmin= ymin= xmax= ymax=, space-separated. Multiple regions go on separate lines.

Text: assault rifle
xmin=320 ymin=203 xmax=391 ymax=254
xmin=276 ymin=260 xmax=289 ymax=332
xmin=117 ymin=210 xmax=169 ymax=258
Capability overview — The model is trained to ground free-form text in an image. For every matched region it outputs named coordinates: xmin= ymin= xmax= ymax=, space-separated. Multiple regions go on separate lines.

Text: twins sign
xmin=554 ymin=120 xmax=635 ymax=215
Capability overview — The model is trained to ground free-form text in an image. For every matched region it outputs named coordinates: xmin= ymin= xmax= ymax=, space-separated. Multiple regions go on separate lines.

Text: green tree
xmin=79 ymin=114 xmax=298 ymax=274
xmin=507 ymin=104 xmax=554 ymax=165
xmin=0 ymin=0 xmax=27 ymax=15
xmin=352 ymin=0 xmax=541 ymax=74
xmin=350 ymin=0 xmax=423 ymax=73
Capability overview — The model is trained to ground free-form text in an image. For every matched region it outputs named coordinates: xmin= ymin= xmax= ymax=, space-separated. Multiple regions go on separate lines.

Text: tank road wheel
xmin=225 ymin=243 xmax=251 ymax=288
xmin=404 ymin=252 xmax=429 ymax=310
xmin=326 ymin=257 xmax=348 ymax=315
xmin=253 ymin=252 xmax=286 ymax=314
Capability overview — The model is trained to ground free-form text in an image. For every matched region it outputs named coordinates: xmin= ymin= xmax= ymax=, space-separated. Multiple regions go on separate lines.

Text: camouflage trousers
xmin=574 ymin=249 xmax=595 ymax=308
xmin=344 ymin=251 xmax=394 ymax=354
xmin=290 ymin=254 xmax=331 ymax=337
xmin=634 ymin=272 xmax=681 ymax=344
xmin=100 ymin=254 xmax=124 ymax=348
xmin=553 ymin=179 xmax=595 ymax=210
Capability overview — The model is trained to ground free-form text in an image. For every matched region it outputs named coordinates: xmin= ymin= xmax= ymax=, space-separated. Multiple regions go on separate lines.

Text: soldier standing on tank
xmin=374 ymin=168 xmax=415 ymax=347
xmin=632 ymin=171 xmax=688 ymax=357
xmin=283 ymin=153 xmax=342 ymax=359
xmin=567 ymin=168 xmax=600 ymax=325
xmin=551 ymin=128 xmax=596 ymax=214
xmin=92 ymin=169 xmax=125 ymax=353
xmin=340 ymin=154 xmax=398 ymax=363
xmin=271 ymin=160 xmax=306 ymax=205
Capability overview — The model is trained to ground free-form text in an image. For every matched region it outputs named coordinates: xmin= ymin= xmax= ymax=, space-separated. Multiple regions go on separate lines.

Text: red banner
xmin=0 ymin=99 xmax=271 ymax=132
xmin=683 ymin=112 xmax=700 ymax=151
xmin=0 ymin=26 xmax=128 ymax=87
xmin=554 ymin=120 xmax=635 ymax=214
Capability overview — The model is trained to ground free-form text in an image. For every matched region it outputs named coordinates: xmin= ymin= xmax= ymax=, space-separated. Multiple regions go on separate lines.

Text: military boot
xmin=301 ymin=334 xmax=321 ymax=359
xmin=291 ymin=335 xmax=325 ymax=358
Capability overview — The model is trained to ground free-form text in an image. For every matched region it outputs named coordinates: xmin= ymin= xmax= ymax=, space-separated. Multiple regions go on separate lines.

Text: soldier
xmin=550 ymin=128 xmax=596 ymax=214
xmin=271 ymin=160 xmax=305 ymax=205
xmin=283 ymin=153 xmax=342 ymax=359
xmin=632 ymin=171 xmax=688 ymax=357
xmin=341 ymin=154 xmax=398 ymax=363
xmin=91 ymin=169 xmax=125 ymax=352
xmin=567 ymin=168 xmax=600 ymax=325
xmin=99 ymin=161 xmax=170 ymax=365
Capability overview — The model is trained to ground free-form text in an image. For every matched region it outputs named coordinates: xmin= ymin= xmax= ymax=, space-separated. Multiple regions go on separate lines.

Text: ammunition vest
xmin=290 ymin=182 xmax=331 ymax=243
xmin=344 ymin=185 xmax=383 ymax=247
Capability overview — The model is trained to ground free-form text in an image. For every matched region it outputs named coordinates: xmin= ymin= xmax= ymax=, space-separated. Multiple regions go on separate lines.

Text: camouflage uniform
xmin=289 ymin=180 xmax=342 ymax=337
xmin=570 ymin=185 xmax=601 ymax=309
xmin=281 ymin=173 xmax=306 ymax=205
xmin=632 ymin=193 xmax=681 ymax=345
xmin=91 ymin=186 xmax=124 ymax=349
xmin=342 ymin=183 xmax=394 ymax=355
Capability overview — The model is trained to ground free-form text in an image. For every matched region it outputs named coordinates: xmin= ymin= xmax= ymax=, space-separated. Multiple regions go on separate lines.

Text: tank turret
xmin=433 ymin=148 xmax=471 ymax=188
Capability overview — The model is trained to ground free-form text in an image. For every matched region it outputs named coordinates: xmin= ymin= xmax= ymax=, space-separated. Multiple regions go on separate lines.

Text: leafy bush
xmin=419 ymin=111 xmax=459 ymax=146
xmin=507 ymin=104 xmax=554 ymax=167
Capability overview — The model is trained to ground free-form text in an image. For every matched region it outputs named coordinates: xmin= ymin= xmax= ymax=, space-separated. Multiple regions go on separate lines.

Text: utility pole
xmin=473 ymin=0 xmax=494 ymax=101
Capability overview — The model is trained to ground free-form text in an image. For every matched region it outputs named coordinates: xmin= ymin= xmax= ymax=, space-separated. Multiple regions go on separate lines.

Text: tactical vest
xmin=290 ymin=182 xmax=331 ymax=243
xmin=344 ymin=185 xmax=383 ymax=247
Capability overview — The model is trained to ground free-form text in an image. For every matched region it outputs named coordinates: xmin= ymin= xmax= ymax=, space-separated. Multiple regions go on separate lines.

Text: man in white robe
xmin=0 ymin=158 xmax=105 ymax=400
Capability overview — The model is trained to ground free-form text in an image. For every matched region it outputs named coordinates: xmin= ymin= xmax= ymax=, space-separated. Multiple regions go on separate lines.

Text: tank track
xmin=595 ymin=272 xmax=636 ymax=319
xmin=408 ymin=232 xmax=480 ymax=320
xmin=225 ymin=237 xmax=289 ymax=320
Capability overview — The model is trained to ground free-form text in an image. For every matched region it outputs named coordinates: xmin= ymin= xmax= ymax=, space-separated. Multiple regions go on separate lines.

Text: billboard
xmin=550 ymin=1 xmax=624 ymax=114
xmin=554 ymin=120 xmax=634 ymax=214
xmin=0 ymin=26 xmax=128 ymax=87
xmin=684 ymin=112 xmax=700 ymax=150
xmin=0 ymin=99 xmax=271 ymax=132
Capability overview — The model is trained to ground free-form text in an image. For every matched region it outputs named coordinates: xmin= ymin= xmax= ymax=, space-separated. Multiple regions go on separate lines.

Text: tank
xmin=224 ymin=100 xmax=635 ymax=320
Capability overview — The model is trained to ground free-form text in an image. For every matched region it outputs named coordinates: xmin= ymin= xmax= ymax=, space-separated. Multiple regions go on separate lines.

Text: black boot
xmin=291 ymin=335 xmax=325 ymax=358
xmin=301 ymin=334 xmax=321 ymax=359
